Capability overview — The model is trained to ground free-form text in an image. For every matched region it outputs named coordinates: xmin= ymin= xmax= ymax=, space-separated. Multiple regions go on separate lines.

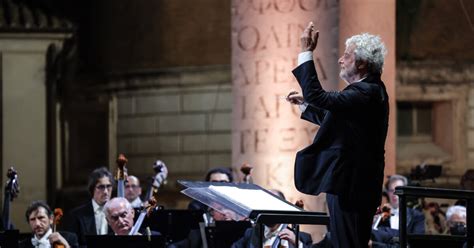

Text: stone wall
xmin=396 ymin=61 xmax=474 ymax=187
xmin=112 ymin=65 xmax=231 ymax=207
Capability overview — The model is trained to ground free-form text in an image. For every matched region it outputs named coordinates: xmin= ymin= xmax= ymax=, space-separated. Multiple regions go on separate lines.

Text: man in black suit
xmin=231 ymin=190 xmax=313 ymax=248
xmin=64 ymin=167 xmax=114 ymax=246
xmin=287 ymin=22 xmax=389 ymax=248
xmin=371 ymin=175 xmax=424 ymax=247
xmin=231 ymin=224 xmax=313 ymax=248
xmin=187 ymin=167 xmax=234 ymax=212
xmin=20 ymin=201 xmax=78 ymax=248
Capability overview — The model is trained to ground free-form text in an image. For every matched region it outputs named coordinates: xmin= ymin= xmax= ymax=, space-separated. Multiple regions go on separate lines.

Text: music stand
xmin=179 ymin=180 xmax=329 ymax=247
xmin=146 ymin=209 xmax=204 ymax=243
xmin=205 ymin=221 xmax=251 ymax=248
xmin=85 ymin=235 xmax=165 ymax=248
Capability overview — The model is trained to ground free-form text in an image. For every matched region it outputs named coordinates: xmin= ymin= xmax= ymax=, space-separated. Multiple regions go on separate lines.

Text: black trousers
xmin=327 ymin=194 xmax=377 ymax=248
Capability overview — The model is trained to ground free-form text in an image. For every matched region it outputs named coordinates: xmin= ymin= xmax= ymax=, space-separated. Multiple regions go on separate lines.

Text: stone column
xmin=0 ymin=35 xmax=67 ymax=231
xmin=339 ymin=0 xmax=396 ymax=176
xmin=232 ymin=0 xmax=339 ymax=240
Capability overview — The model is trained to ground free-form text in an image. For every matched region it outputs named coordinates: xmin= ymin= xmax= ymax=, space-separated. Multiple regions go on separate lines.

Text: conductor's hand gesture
xmin=300 ymin=22 xmax=319 ymax=52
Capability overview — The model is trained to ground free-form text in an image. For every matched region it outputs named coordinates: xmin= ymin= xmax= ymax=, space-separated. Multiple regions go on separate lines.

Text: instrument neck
xmin=2 ymin=191 xmax=11 ymax=230
xmin=270 ymin=224 xmax=288 ymax=248
xmin=144 ymin=177 xmax=155 ymax=201
xmin=117 ymin=180 xmax=125 ymax=198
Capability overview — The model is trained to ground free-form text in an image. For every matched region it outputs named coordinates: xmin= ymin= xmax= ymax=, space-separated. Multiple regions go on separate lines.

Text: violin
xmin=2 ymin=167 xmax=19 ymax=230
xmin=372 ymin=204 xmax=392 ymax=230
xmin=116 ymin=154 xmax=129 ymax=198
xmin=53 ymin=208 xmax=65 ymax=248
xmin=268 ymin=199 xmax=305 ymax=248
xmin=240 ymin=163 xmax=253 ymax=184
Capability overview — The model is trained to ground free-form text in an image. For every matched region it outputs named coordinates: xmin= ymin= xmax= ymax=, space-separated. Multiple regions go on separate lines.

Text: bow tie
xmin=31 ymin=237 xmax=50 ymax=248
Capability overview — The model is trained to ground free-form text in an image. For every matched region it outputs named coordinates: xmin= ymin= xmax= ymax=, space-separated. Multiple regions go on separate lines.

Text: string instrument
xmin=144 ymin=160 xmax=168 ymax=202
xmin=372 ymin=204 xmax=392 ymax=230
xmin=53 ymin=208 xmax=65 ymax=248
xmin=2 ymin=167 xmax=19 ymax=230
xmin=129 ymin=190 xmax=159 ymax=235
xmin=268 ymin=199 xmax=305 ymax=248
xmin=240 ymin=163 xmax=253 ymax=184
xmin=116 ymin=154 xmax=128 ymax=198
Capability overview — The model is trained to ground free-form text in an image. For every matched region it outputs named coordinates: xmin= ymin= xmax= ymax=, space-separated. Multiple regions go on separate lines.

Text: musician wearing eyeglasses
xmin=231 ymin=190 xmax=313 ymax=248
xmin=64 ymin=167 xmax=114 ymax=246
xmin=20 ymin=201 xmax=78 ymax=248
xmin=371 ymin=175 xmax=424 ymax=246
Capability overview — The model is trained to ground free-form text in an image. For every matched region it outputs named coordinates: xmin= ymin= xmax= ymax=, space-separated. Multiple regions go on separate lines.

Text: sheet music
xmin=208 ymin=185 xmax=301 ymax=212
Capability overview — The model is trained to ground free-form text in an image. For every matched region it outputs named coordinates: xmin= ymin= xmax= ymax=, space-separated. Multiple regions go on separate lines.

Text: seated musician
xmin=231 ymin=190 xmax=313 ymax=248
xmin=187 ymin=167 xmax=234 ymax=212
xmin=371 ymin=175 xmax=424 ymax=247
xmin=104 ymin=197 xmax=159 ymax=236
xmin=125 ymin=175 xmax=144 ymax=209
xmin=63 ymin=167 xmax=114 ymax=246
xmin=20 ymin=201 xmax=78 ymax=248
xmin=446 ymin=205 xmax=466 ymax=235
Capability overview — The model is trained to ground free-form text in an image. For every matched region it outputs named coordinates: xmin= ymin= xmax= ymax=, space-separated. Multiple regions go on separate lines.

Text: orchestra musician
xmin=104 ymin=197 xmax=161 ymax=236
xmin=370 ymin=175 xmax=424 ymax=246
xmin=187 ymin=167 xmax=234 ymax=212
xmin=231 ymin=190 xmax=313 ymax=248
xmin=124 ymin=175 xmax=144 ymax=209
xmin=63 ymin=167 xmax=114 ymax=246
xmin=20 ymin=201 xmax=78 ymax=248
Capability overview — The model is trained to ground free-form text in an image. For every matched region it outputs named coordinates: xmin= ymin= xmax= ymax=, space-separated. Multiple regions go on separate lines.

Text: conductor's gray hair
xmin=345 ymin=33 xmax=387 ymax=74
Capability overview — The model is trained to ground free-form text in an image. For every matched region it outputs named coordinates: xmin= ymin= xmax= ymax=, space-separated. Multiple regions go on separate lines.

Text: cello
xmin=116 ymin=154 xmax=128 ymax=198
xmin=2 ymin=167 xmax=19 ymax=230
xmin=240 ymin=163 xmax=253 ymax=184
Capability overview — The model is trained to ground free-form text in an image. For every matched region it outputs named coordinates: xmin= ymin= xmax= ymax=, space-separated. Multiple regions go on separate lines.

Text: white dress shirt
xmin=92 ymin=200 xmax=108 ymax=235
xmin=263 ymin=225 xmax=303 ymax=248
xmin=130 ymin=197 xmax=143 ymax=208
xmin=31 ymin=228 xmax=52 ymax=248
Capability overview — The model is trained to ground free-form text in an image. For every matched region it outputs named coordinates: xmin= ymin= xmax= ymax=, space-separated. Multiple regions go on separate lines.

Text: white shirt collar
xmin=32 ymin=228 xmax=52 ymax=248
xmin=130 ymin=197 xmax=143 ymax=208
xmin=354 ymin=75 xmax=368 ymax=83
xmin=92 ymin=199 xmax=104 ymax=213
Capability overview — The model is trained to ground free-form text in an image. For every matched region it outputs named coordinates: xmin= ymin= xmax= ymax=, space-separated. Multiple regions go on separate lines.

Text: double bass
xmin=116 ymin=154 xmax=128 ymax=198
xmin=240 ymin=163 xmax=253 ymax=184
xmin=144 ymin=160 xmax=168 ymax=202
xmin=2 ymin=167 xmax=19 ymax=230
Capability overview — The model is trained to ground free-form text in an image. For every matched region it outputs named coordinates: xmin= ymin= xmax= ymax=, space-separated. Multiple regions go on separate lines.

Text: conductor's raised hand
xmin=300 ymin=22 xmax=319 ymax=52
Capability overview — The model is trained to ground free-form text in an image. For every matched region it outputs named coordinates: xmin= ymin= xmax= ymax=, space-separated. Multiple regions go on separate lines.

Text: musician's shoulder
xmin=69 ymin=201 xmax=93 ymax=214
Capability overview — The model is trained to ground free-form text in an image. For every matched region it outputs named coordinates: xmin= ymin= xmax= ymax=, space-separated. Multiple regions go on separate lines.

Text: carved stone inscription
xmin=232 ymin=0 xmax=339 ymax=191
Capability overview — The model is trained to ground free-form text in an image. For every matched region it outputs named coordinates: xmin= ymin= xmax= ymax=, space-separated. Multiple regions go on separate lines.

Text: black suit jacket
xmin=371 ymin=208 xmax=425 ymax=245
xmin=19 ymin=231 xmax=79 ymax=248
xmin=231 ymin=226 xmax=313 ymax=248
xmin=292 ymin=60 xmax=389 ymax=206
xmin=63 ymin=201 xmax=112 ymax=246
